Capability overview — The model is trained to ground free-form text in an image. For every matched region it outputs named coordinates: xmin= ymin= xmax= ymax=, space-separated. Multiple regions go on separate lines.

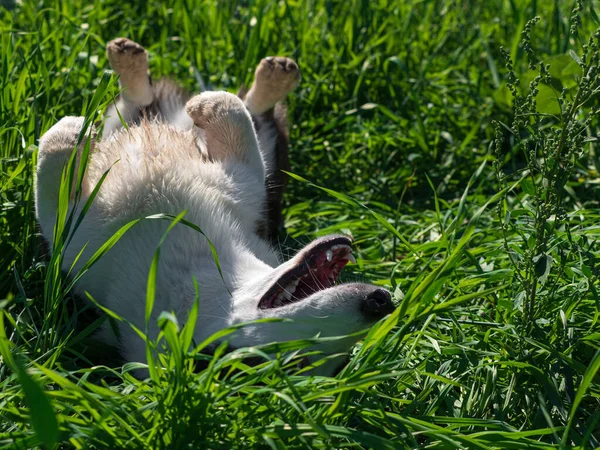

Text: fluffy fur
xmin=35 ymin=38 xmax=394 ymax=375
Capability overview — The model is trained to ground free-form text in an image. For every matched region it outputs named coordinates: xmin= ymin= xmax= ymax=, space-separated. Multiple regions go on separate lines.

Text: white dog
xmin=35 ymin=38 xmax=394 ymax=375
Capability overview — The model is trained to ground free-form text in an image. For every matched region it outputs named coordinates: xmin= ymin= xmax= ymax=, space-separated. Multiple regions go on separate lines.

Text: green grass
xmin=1 ymin=0 xmax=600 ymax=448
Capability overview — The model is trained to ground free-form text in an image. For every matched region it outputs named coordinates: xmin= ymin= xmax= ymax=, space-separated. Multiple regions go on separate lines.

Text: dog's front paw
xmin=244 ymin=57 xmax=300 ymax=114
xmin=186 ymin=91 xmax=249 ymax=129
xmin=106 ymin=38 xmax=148 ymax=76
xmin=254 ymin=57 xmax=301 ymax=97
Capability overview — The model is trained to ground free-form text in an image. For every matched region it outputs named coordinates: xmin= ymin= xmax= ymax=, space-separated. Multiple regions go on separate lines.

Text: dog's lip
xmin=258 ymin=236 xmax=354 ymax=309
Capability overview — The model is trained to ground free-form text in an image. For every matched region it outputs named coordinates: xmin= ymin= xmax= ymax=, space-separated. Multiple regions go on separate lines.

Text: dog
xmin=35 ymin=38 xmax=395 ymax=375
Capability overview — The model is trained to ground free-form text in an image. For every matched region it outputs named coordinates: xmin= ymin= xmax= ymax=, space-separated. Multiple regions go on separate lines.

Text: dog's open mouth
xmin=258 ymin=236 xmax=356 ymax=309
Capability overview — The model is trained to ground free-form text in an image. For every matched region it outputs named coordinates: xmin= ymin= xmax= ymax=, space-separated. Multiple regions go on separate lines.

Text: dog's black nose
xmin=361 ymin=288 xmax=394 ymax=319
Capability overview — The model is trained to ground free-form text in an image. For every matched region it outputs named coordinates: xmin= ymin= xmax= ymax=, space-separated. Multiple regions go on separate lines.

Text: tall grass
xmin=1 ymin=0 xmax=599 ymax=448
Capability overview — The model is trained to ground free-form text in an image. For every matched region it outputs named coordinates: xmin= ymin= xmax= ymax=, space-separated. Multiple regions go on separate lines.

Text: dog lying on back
xmin=35 ymin=38 xmax=394 ymax=375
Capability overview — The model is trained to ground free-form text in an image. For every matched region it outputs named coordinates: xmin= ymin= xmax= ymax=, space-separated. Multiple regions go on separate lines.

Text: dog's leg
xmin=186 ymin=92 xmax=265 ymax=181
xmin=107 ymin=38 xmax=153 ymax=106
xmin=104 ymin=38 xmax=154 ymax=136
xmin=35 ymin=117 xmax=95 ymax=237
xmin=243 ymin=57 xmax=300 ymax=116
xmin=256 ymin=107 xmax=291 ymax=241
xmin=240 ymin=57 xmax=300 ymax=241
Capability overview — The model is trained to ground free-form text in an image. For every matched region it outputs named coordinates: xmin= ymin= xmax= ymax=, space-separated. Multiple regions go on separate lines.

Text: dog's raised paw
xmin=106 ymin=38 xmax=148 ymax=76
xmin=186 ymin=91 xmax=248 ymax=129
xmin=244 ymin=57 xmax=300 ymax=114
xmin=254 ymin=56 xmax=300 ymax=97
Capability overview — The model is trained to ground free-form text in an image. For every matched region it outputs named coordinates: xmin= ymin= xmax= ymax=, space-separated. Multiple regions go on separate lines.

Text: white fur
xmin=36 ymin=91 xmax=390 ymax=376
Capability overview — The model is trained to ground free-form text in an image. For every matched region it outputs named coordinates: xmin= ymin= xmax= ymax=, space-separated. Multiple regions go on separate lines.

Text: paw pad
xmin=254 ymin=56 xmax=301 ymax=92
xmin=106 ymin=38 xmax=148 ymax=75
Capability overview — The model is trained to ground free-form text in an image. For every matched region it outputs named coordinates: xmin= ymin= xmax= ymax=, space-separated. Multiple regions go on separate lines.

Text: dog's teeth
xmin=326 ymin=249 xmax=333 ymax=261
xmin=292 ymin=279 xmax=300 ymax=286
xmin=285 ymin=283 xmax=297 ymax=294
xmin=284 ymin=290 xmax=292 ymax=300
xmin=347 ymin=253 xmax=357 ymax=264
xmin=331 ymin=244 xmax=350 ymax=252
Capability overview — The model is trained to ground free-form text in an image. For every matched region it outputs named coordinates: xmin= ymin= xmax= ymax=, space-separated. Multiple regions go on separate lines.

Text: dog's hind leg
xmin=104 ymin=38 xmax=154 ymax=136
xmin=35 ymin=117 xmax=95 ymax=239
xmin=186 ymin=92 xmax=265 ymax=182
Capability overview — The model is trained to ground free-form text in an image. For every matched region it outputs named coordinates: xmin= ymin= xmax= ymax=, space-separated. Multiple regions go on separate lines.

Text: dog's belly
xmin=67 ymin=216 xmax=236 ymax=342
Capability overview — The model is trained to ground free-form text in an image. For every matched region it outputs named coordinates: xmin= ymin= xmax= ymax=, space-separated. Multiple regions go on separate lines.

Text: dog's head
xmin=228 ymin=235 xmax=395 ymax=374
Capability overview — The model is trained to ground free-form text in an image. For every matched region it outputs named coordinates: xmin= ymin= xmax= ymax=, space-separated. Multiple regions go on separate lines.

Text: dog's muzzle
xmin=360 ymin=288 xmax=394 ymax=319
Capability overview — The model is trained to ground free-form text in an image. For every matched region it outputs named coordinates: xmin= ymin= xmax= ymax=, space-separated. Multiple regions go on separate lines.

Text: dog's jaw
xmin=225 ymin=238 xmax=394 ymax=374
xmin=228 ymin=280 xmax=390 ymax=372
xmin=257 ymin=235 xmax=355 ymax=309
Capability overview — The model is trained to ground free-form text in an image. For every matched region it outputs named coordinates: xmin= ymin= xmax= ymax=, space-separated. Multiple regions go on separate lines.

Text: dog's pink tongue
xmin=306 ymin=252 xmax=350 ymax=289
